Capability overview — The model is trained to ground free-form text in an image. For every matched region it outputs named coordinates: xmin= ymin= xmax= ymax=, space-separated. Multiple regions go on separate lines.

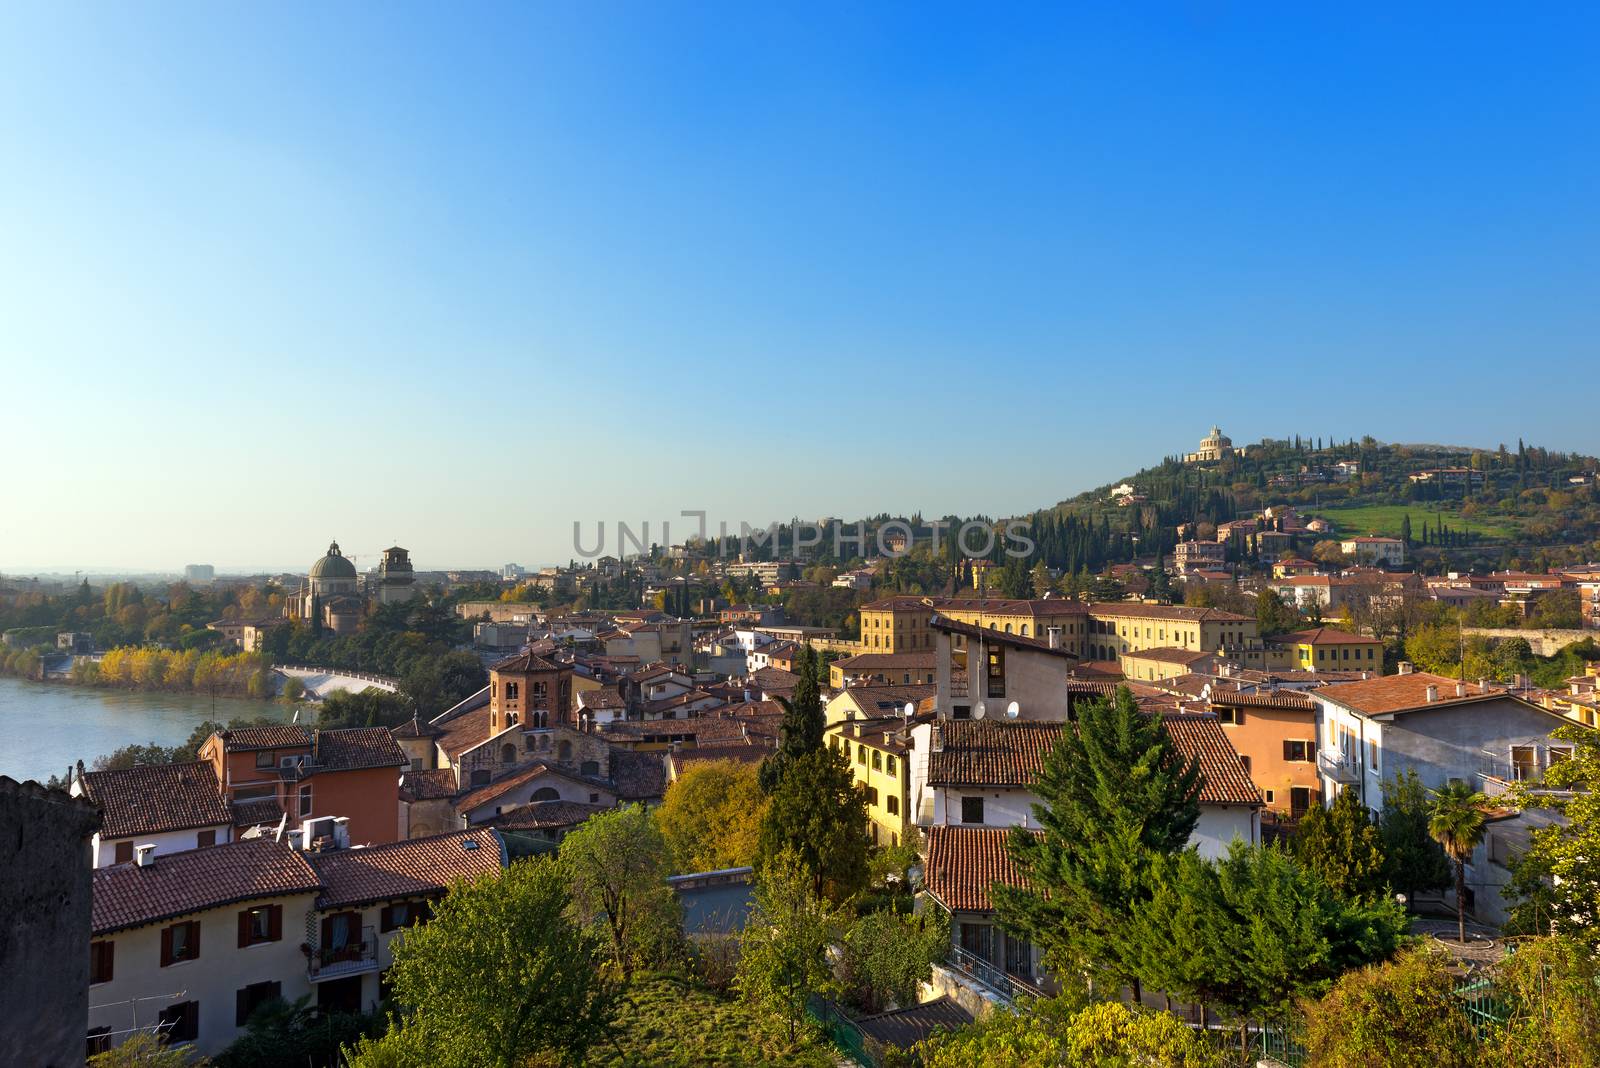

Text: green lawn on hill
xmin=1309 ymin=504 xmax=1522 ymax=541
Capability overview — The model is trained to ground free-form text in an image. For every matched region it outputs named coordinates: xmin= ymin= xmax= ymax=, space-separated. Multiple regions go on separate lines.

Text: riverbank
xmin=0 ymin=675 xmax=296 ymax=784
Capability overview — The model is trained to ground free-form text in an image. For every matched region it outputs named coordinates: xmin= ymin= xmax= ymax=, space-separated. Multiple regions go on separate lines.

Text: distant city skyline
xmin=4 ymin=5 xmax=1597 ymax=571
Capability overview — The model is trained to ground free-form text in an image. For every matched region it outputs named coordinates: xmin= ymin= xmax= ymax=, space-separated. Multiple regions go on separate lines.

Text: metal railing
xmin=308 ymin=926 xmax=378 ymax=980
xmin=806 ymin=996 xmax=876 ymax=1067
xmin=946 ymin=944 xmax=1043 ymax=1003
xmin=1317 ymin=750 xmax=1361 ymax=783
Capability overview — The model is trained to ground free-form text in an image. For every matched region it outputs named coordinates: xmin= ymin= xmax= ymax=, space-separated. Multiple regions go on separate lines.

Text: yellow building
xmin=825 ymin=716 xmax=914 ymax=847
xmin=1084 ymin=603 xmax=1261 ymax=664
xmin=1120 ymin=647 xmax=1222 ymax=682
xmin=857 ymin=597 xmax=937 ymax=652
xmin=829 ymin=652 xmax=936 ymax=688
xmin=1264 ymin=626 xmax=1384 ymax=673
xmin=856 ymin=595 xmax=1089 ymax=655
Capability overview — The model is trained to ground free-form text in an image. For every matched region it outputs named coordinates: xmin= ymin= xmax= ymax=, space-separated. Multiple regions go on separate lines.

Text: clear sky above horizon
xmin=3 ymin=3 xmax=1597 ymax=573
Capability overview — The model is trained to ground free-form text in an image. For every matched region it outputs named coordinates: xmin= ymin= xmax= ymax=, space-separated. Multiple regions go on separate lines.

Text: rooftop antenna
xmin=902 ymin=701 xmax=915 ymax=720
xmin=973 ymin=702 xmax=987 ymax=721
xmin=1006 ymin=700 xmax=1020 ymax=720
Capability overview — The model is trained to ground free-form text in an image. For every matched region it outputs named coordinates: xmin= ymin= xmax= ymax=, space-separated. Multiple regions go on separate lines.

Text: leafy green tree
xmin=345 ymin=857 xmax=618 ymax=1068
xmin=89 ymin=1032 xmax=209 ymax=1067
xmin=1134 ymin=842 xmax=1406 ymax=1023
xmin=655 ymin=759 xmax=768 ymax=873
xmin=1291 ymin=788 xmax=1387 ymax=900
xmin=1428 ymin=782 xmax=1491 ymax=945
xmin=755 ymin=747 xmax=869 ymax=902
xmin=909 ymin=997 xmax=1222 ymax=1068
xmin=559 ymin=803 xmax=678 ymax=980
xmin=1302 ymin=950 xmax=1477 ymax=1068
xmin=995 ymin=686 xmax=1202 ymax=1000
xmin=838 ymin=908 xmax=945 ymax=1015
xmin=1378 ymin=769 xmax=1452 ymax=903
xmin=1255 ymin=588 xmax=1301 ymax=636
xmin=736 ymin=850 xmax=841 ymax=1044
xmin=1481 ymin=934 xmax=1600 ymax=1066
xmin=1506 ymin=724 xmax=1600 ymax=949
xmin=215 ymin=994 xmax=379 ymax=1068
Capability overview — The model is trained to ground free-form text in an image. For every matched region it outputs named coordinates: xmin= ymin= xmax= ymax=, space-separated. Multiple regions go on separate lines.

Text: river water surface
xmin=0 ymin=675 xmax=295 ymax=784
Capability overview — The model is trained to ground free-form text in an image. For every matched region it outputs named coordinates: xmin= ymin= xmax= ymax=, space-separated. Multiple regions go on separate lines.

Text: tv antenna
xmin=973 ymin=702 xmax=987 ymax=721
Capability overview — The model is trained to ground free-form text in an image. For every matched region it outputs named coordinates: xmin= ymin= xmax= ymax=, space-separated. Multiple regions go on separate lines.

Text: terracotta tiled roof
xmin=1209 ymin=690 xmax=1316 ymax=711
xmin=223 ymin=725 xmax=312 ymax=751
xmin=930 ymin=713 xmax=1258 ymax=805
xmin=1122 ymin=647 xmax=1218 ymax=665
xmin=80 ymin=761 xmax=232 ymax=840
xmin=391 ymin=715 xmax=442 ymax=739
xmin=1088 ymin=603 xmax=1252 ymax=622
xmin=92 ymin=838 xmax=321 ymax=935
xmin=923 ymin=825 xmax=1032 ymax=912
xmin=490 ymin=800 xmax=609 ymax=830
xmin=312 ymin=727 xmax=407 ymax=772
xmin=670 ymin=743 xmax=770 ymax=768
xmin=231 ymin=798 xmax=285 ymax=828
xmin=453 ymin=764 xmax=560 ymax=813
xmin=399 ymin=767 xmax=459 ymax=802
xmin=750 ymin=666 xmax=801 ymax=693
xmin=834 ymin=684 xmax=938 ymax=716
xmin=310 ymin=829 xmax=504 ymax=909
xmin=1160 ymin=715 xmax=1263 ymax=806
xmin=1269 ymin=627 xmax=1379 ymax=646
xmin=491 ymin=650 xmax=563 ymax=673
xmin=1314 ymin=671 xmax=1544 ymax=718
xmin=438 ymin=706 xmax=495 ymax=759
xmin=929 ymin=721 xmax=1064 ymax=787
xmin=936 ymin=597 xmax=1088 ymax=617
xmin=609 ymin=748 xmax=668 ymax=801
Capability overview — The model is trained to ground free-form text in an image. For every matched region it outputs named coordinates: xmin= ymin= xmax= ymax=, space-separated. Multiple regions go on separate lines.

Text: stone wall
xmin=1461 ymin=627 xmax=1592 ymax=657
xmin=0 ymin=776 xmax=100 ymax=1068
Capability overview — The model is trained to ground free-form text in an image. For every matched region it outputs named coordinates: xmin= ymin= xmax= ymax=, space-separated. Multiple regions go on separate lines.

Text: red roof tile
xmin=923 ymin=825 xmax=1032 ymax=913
xmin=1314 ymin=671 xmax=1543 ymax=718
xmin=309 ymin=829 xmax=504 ymax=909
xmin=92 ymin=838 xmax=321 ymax=935
xmin=80 ymin=761 xmax=232 ymax=840
xmin=312 ymin=727 xmax=407 ymax=772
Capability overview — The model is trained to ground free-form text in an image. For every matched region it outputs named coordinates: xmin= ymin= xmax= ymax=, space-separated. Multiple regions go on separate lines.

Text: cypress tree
xmin=1291 ymin=789 xmax=1387 ymax=901
xmin=994 ymin=686 xmax=1202 ymax=1000
xmin=758 ymin=645 xmax=824 ymax=792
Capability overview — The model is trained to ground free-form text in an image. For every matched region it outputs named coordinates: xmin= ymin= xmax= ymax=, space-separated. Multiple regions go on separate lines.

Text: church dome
xmin=309 ymin=541 xmax=358 ymax=579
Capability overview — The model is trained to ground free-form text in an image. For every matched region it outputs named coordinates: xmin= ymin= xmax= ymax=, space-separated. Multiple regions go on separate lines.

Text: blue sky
xmin=2 ymin=3 xmax=1597 ymax=572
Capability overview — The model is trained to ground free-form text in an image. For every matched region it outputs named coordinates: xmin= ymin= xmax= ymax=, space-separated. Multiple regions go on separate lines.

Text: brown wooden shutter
xmin=236 ymin=988 xmax=249 ymax=1027
xmin=321 ymin=914 xmax=334 ymax=947
xmin=379 ymin=905 xmax=394 ymax=933
xmin=160 ymin=926 xmax=174 ymax=967
xmin=114 ymin=841 xmax=133 ymax=864
xmin=1283 ymin=740 xmax=1293 ymax=761
xmin=190 ymin=920 xmax=200 ymax=960
xmin=268 ymin=905 xmax=282 ymax=942
xmin=238 ymin=910 xmax=251 ymax=947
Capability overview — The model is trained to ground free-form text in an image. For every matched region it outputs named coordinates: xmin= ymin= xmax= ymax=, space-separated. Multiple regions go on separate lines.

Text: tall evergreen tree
xmin=1290 ymin=789 xmax=1387 ymax=901
xmin=994 ymin=686 xmax=1202 ymax=1000
xmin=758 ymin=645 xmax=824 ymax=792
xmin=755 ymin=747 xmax=870 ymax=902
xmin=1379 ymin=769 xmax=1452 ymax=903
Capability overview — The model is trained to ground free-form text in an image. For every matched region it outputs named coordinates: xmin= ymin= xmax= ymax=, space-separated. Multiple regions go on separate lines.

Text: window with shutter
xmin=236 ymin=980 xmax=281 ymax=1026
xmin=162 ymin=921 xmax=199 ymax=966
xmin=157 ymin=1000 xmax=199 ymax=1043
xmin=114 ymin=841 xmax=134 ymax=864
xmin=89 ymin=940 xmax=114 ymax=984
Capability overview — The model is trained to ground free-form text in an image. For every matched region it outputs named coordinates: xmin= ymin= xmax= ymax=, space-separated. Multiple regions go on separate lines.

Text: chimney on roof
xmin=1398 ymin=661 xmax=1414 ymax=675
xmin=1047 ymin=627 xmax=1062 ymax=650
xmin=1516 ymin=673 xmax=1530 ymax=691
xmin=1455 ymin=682 xmax=1466 ymax=698
xmin=931 ymin=724 xmax=944 ymax=753
xmin=135 ymin=844 xmax=155 ymax=868
xmin=1425 ymin=684 xmax=1438 ymax=703
xmin=1480 ymin=678 xmax=1490 ymax=694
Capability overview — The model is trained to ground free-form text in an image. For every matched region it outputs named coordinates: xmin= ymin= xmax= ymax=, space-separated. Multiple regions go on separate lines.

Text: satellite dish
xmin=1006 ymin=700 xmax=1020 ymax=720
xmin=903 ymin=702 xmax=915 ymax=719
xmin=973 ymin=702 xmax=987 ymax=721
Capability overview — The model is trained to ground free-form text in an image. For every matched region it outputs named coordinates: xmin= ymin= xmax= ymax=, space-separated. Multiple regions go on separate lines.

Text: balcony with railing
xmin=944 ymin=944 xmax=1045 ymax=1004
xmin=308 ymin=926 xmax=378 ymax=982
xmin=1317 ymin=750 xmax=1362 ymax=784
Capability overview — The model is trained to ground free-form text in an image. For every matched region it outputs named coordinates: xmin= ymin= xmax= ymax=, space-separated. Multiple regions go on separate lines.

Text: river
xmin=0 ymin=676 xmax=297 ymax=784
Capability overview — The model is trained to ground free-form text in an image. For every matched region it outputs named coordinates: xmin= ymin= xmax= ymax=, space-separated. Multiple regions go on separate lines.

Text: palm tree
xmin=1428 ymin=782 xmax=1490 ymax=944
